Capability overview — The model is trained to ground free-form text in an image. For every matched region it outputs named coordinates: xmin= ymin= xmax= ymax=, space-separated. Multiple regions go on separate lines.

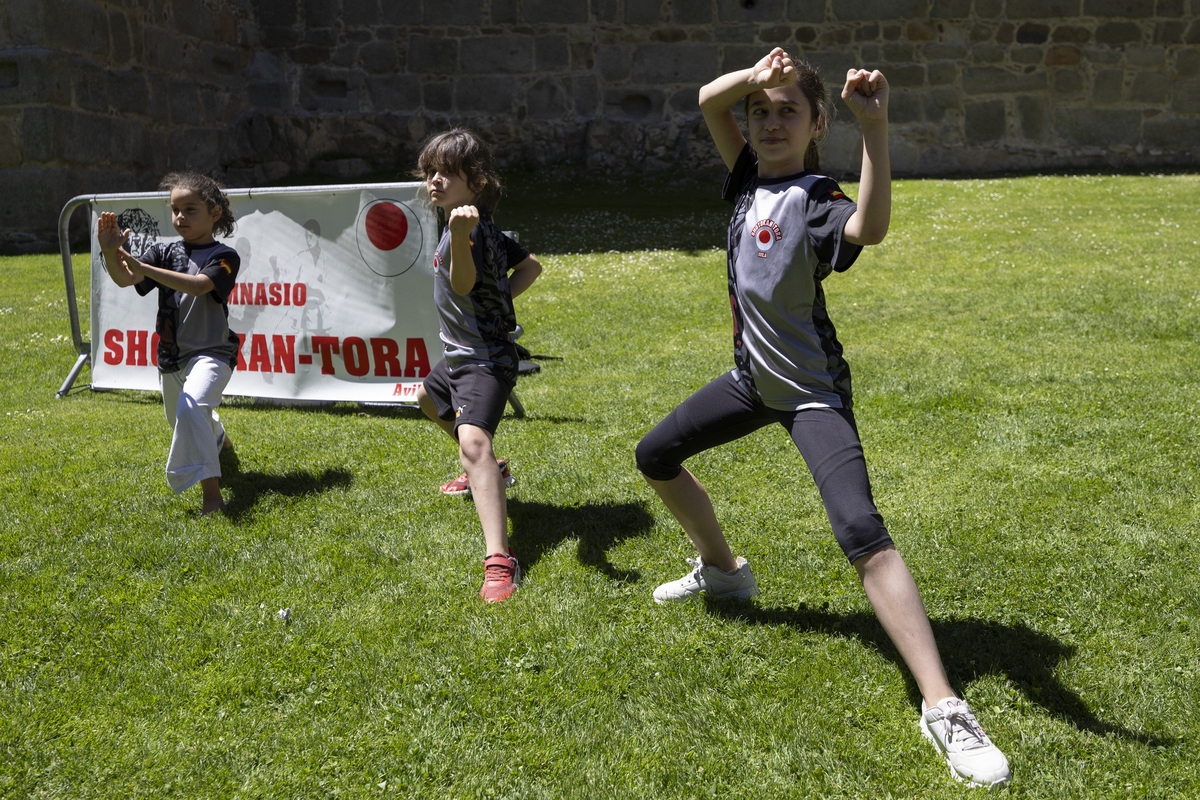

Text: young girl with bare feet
xmin=96 ymin=171 xmax=241 ymax=515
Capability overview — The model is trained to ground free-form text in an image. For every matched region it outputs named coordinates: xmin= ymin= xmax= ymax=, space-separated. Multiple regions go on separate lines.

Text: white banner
xmin=89 ymin=183 xmax=440 ymax=403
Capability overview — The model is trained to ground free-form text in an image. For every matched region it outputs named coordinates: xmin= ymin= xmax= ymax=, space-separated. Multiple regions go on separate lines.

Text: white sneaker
xmin=653 ymin=556 xmax=758 ymax=604
xmin=920 ymin=697 xmax=1012 ymax=788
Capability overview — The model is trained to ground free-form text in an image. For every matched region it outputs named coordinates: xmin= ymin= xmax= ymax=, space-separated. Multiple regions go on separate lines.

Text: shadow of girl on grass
xmin=217 ymin=446 xmax=352 ymax=521
xmin=706 ymin=601 xmax=1172 ymax=748
xmin=506 ymin=498 xmax=655 ymax=583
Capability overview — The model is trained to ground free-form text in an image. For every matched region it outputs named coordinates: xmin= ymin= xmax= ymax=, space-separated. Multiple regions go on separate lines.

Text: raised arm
xmin=699 ymin=47 xmax=797 ymax=171
xmin=840 ymin=69 xmax=892 ymax=246
xmin=446 ymin=205 xmax=480 ymax=296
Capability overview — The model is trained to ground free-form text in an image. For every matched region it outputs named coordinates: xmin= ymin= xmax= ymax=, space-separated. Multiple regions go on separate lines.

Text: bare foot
xmin=200 ymin=476 xmax=225 ymax=516
xmin=200 ymin=498 xmax=226 ymax=516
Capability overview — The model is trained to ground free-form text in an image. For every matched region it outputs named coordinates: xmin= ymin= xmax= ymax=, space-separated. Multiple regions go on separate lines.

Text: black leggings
xmin=635 ymin=371 xmax=893 ymax=564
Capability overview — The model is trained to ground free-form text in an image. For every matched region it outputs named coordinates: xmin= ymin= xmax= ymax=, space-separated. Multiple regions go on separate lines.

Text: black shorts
xmin=422 ymin=359 xmax=516 ymax=438
xmin=635 ymin=370 xmax=894 ymax=564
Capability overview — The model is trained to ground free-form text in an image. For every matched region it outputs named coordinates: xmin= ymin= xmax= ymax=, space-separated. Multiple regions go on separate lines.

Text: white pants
xmin=161 ymin=355 xmax=232 ymax=494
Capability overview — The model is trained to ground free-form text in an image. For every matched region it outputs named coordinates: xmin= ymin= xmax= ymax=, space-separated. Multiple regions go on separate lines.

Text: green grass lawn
xmin=2 ymin=173 xmax=1198 ymax=798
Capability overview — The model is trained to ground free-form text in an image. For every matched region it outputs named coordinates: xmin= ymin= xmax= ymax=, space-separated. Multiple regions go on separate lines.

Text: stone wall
xmin=2 ymin=0 xmax=1199 ymax=252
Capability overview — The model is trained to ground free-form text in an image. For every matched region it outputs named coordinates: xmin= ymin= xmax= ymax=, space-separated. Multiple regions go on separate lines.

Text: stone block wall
xmin=2 ymin=0 xmax=1199 ymax=252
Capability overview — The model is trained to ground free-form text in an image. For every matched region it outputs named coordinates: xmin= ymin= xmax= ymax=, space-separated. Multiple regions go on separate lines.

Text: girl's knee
xmin=457 ymin=425 xmax=495 ymax=464
xmin=635 ymin=437 xmax=682 ymax=482
xmin=634 ymin=437 xmax=658 ymax=477
xmin=175 ymin=392 xmax=200 ymax=416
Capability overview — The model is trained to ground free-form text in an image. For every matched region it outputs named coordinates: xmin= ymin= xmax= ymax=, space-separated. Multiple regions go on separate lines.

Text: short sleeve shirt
xmin=135 ymin=241 xmax=241 ymax=372
xmin=722 ymin=145 xmax=862 ymax=410
xmin=432 ymin=210 xmax=530 ymax=373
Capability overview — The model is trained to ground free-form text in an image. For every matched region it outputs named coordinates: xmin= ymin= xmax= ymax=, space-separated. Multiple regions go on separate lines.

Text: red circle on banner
xmin=355 ymin=198 xmax=424 ymax=278
xmin=365 ymin=203 xmax=408 ymax=251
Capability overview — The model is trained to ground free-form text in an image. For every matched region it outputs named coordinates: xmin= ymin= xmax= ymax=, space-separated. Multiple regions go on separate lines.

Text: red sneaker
xmin=440 ymin=458 xmax=515 ymax=496
xmin=480 ymin=551 xmax=521 ymax=603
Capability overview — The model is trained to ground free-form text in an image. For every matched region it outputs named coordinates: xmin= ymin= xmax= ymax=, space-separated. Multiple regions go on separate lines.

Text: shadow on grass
xmin=507 ymin=499 xmax=655 ymax=582
xmin=218 ymin=398 xmax=585 ymax=424
xmin=707 ymin=602 xmax=1171 ymax=747
xmin=504 ymin=414 xmax=587 ymax=425
xmin=221 ymin=450 xmax=352 ymax=521
xmin=221 ymin=397 xmax=426 ymax=419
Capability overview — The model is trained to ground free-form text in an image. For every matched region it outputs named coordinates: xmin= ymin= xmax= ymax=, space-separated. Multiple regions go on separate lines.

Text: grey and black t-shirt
xmin=135 ymin=241 xmax=241 ymax=373
xmin=431 ymin=210 xmax=529 ymax=374
xmin=723 ymin=144 xmax=862 ymax=411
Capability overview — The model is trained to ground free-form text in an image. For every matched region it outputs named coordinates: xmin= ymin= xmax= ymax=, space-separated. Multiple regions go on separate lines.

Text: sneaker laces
xmin=942 ymin=704 xmax=992 ymax=751
xmin=484 ymin=557 xmax=515 ymax=584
